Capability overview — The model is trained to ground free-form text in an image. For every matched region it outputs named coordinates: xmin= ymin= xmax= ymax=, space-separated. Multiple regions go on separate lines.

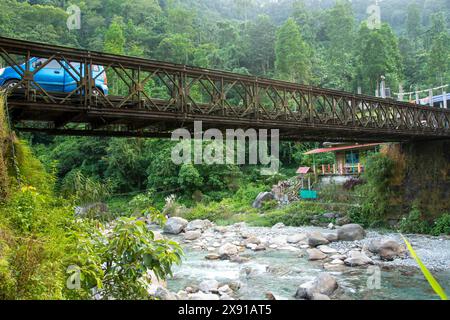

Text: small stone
xmin=330 ymin=259 xmax=345 ymax=265
xmin=205 ymin=253 xmax=220 ymax=260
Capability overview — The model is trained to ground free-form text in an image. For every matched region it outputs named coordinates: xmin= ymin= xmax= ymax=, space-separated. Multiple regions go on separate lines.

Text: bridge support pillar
xmin=383 ymin=140 xmax=450 ymax=218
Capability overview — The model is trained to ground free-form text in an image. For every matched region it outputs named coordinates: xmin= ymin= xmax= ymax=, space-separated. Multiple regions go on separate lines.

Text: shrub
xmin=399 ymin=206 xmax=432 ymax=234
xmin=431 ymin=213 xmax=450 ymax=236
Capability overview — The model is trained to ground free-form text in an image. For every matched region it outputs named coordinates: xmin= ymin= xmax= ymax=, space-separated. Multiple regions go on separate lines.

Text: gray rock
xmin=335 ymin=216 xmax=351 ymax=226
xmin=324 ymin=233 xmax=338 ymax=242
xmin=311 ymin=293 xmax=331 ymax=300
xmin=308 ymin=232 xmax=330 ymax=247
xmin=184 ymin=230 xmax=202 ymax=240
xmin=368 ymin=238 xmax=406 ymax=261
xmin=307 ymin=248 xmax=327 ymax=260
xmin=318 ymin=245 xmax=337 ymax=254
xmin=218 ymin=243 xmax=239 ymax=258
xmin=186 ymin=219 xmax=212 ymax=232
xmin=272 ymin=222 xmax=286 ymax=229
xmin=252 ymin=192 xmax=275 ymax=209
xmin=295 ymin=273 xmax=338 ymax=299
xmin=344 ymin=250 xmax=373 ymax=266
xmin=337 ymin=224 xmax=366 ymax=241
xmin=287 ymin=233 xmax=307 ymax=244
xmin=322 ymin=212 xmax=337 ymax=219
xmin=199 ymin=279 xmax=219 ymax=293
xmin=205 ymin=253 xmax=221 ymax=260
xmin=163 ymin=217 xmax=188 ymax=234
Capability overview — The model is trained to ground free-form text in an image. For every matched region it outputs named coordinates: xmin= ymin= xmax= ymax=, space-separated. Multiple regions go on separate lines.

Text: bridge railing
xmin=1 ymin=37 xmax=449 ymax=137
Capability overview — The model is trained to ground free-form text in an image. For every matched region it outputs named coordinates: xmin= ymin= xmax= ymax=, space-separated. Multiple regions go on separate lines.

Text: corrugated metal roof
xmin=304 ymin=143 xmax=382 ymax=155
xmin=296 ymin=167 xmax=310 ymax=174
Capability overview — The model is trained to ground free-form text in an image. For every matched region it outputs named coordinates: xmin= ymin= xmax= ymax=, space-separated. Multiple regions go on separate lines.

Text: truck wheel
xmin=3 ymin=80 xmax=21 ymax=90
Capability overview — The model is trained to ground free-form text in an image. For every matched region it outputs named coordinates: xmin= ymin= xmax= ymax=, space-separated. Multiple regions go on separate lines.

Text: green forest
xmin=0 ymin=0 xmax=449 ymax=300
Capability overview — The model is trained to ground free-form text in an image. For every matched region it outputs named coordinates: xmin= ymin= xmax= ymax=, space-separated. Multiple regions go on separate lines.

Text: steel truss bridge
xmin=1 ymin=37 xmax=449 ymax=142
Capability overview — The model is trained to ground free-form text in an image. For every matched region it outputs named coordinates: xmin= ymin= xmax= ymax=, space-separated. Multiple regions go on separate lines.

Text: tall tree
xmin=275 ymin=18 xmax=311 ymax=84
xmin=354 ymin=22 xmax=403 ymax=95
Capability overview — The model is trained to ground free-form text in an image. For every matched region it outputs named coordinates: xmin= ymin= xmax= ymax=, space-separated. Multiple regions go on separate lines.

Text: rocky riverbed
xmin=148 ymin=218 xmax=450 ymax=300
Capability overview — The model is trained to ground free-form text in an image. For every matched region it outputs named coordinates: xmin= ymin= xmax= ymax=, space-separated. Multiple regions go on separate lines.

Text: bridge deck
xmin=1 ymin=37 xmax=449 ymax=142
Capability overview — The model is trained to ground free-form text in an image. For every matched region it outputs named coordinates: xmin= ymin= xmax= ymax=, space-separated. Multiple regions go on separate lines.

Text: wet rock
xmin=337 ymin=224 xmax=366 ymax=241
xmin=229 ymin=255 xmax=250 ymax=263
xmin=368 ymin=238 xmax=406 ymax=261
xmin=218 ymin=285 xmax=233 ymax=296
xmin=344 ymin=249 xmax=373 ymax=266
xmin=252 ymin=192 xmax=274 ymax=209
xmin=219 ymin=243 xmax=239 ymax=258
xmin=287 ymin=233 xmax=307 ymax=244
xmin=199 ymin=279 xmax=219 ymax=293
xmin=254 ymin=244 xmax=266 ymax=251
xmin=311 ymin=293 xmax=331 ymax=300
xmin=184 ymin=230 xmax=202 ymax=240
xmin=163 ymin=217 xmax=188 ymax=234
xmin=265 ymin=291 xmax=277 ymax=300
xmin=186 ymin=219 xmax=212 ymax=232
xmin=295 ymin=273 xmax=338 ymax=299
xmin=307 ymin=248 xmax=327 ymax=260
xmin=308 ymin=232 xmax=330 ymax=247
xmin=317 ymin=245 xmax=337 ymax=254
xmin=205 ymin=253 xmax=221 ymax=260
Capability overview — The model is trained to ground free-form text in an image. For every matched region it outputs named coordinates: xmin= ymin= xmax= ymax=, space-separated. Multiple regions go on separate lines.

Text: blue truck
xmin=0 ymin=57 xmax=108 ymax=95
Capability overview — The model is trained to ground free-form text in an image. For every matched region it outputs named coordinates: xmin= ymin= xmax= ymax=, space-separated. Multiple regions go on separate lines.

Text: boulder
xmin=243 ymin=236 xmax=261 ymax=246
xmin=272 ymin=222 xmax=285 ymax=229
xmin=324 ymin=233 xmax=338 ymax=242
xmin=218 ymin=243 xmax=239 ymax=258
xmin=307 ymin=248 xmax=327 ymax=260
xmin=163 ymin=217 xmax=188 ymax=234
xmin=330 ymin=259 xmax=345 ymax=265
xmin=218 ymin=285 xmax=233 ymax=296
xmin=183 ymin=230 xmax=202 ymax=240
xmin=310 ymin=273 xmax=339 ymax=296
xmin=185 ymin=219 xmax=212 ymax=232
xmin=252 ymin=192 xmax=274 ymax=209
xmin=368 ymin=238 xmax=405 ymax=261
xmin=344 ymin=250 xmax=373 ymax=266
xmin=287 ymin=233 xmax=307 ymax=244
xmin=337 ymin=224 xmax=366 ymax=241
xmin=308 ymin=232 xmax=329 ymax=247
xmin=322 ymin=212 xmax=337 ymax=219
xmin=295 ymin=273 xmax=338 ymax=299
xmin=199 ymin=279 xmax=219 ymax=293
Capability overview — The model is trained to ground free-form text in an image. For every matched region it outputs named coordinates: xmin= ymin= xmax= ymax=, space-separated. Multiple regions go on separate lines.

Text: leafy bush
xmin=399 ymin=206 xmax=432 ymax=234
xmin=431 ymin=213 xmax=450 ymax=236
xmin=264 ymin=201 xmax=325 ymax=226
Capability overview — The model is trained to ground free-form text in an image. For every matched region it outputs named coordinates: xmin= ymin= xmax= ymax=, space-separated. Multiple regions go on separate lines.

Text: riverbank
xmin=149 ymin=220 xmax=450 ymax=300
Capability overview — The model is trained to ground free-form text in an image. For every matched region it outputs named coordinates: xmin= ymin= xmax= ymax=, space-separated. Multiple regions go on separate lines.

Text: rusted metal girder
xmin=1 ymin=36 xmax=449 ymax=142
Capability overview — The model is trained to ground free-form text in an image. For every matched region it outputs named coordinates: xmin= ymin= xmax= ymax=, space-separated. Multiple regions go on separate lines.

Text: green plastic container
xmin=299 ymin=189 xmax=317 ymax=199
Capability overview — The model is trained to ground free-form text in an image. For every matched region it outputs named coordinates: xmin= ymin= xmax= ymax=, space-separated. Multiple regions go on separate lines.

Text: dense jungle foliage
xmin=0 ymin=0 xmax=449 ymax=299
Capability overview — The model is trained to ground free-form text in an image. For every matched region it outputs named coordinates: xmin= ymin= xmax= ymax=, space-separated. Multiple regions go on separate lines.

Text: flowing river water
xmin=161 ymin=224 xmax=450 ymax=300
